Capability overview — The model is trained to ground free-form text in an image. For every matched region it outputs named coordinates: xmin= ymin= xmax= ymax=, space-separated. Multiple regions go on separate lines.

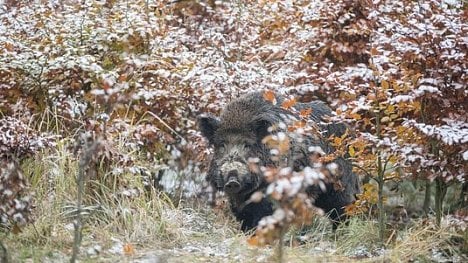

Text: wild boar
xmin=198 ymin=91 xmax=360 ymax=231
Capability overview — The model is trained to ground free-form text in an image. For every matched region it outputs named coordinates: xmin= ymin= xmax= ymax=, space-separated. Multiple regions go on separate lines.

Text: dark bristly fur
xmin=198 ymin=92 xmax=360 ymax=231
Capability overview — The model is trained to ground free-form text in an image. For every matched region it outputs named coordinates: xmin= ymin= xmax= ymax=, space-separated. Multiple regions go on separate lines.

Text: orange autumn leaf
xmin=263 ymin=90 xmax=276 ymax=104
xmin=277 ymin=137 xmax=290 ymax=154
xmin=118 ymin=74 xmax=127 ymax=82
xmin=247 ymin=235 xmax=260 ymax=246
xmin=381 ymin=79 xmax=389 ymax=90
xmin=123 ymin=243 xmax=135 ymax=256
xmin=4 ymin=42 xmax=14 ymax=52
xmin=102 ymin=81 xmax=111 ymax=91
xmin=281 ymin=97 xmax=297 ymax=109
xmin=345 ymin=202 xmax=365 ymax=216
xmin=287 ymin=120 xmax=306 ymax=132
xmin=348 ymin=146 xmax=356 ymax=157
xmin=270 ymin=190 xmax=282 ymax=200
xmin=300 ymin=108 xmax=312 ymax=117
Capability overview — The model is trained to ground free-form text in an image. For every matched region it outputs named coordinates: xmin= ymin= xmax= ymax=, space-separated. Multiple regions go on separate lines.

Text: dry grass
xmin=2 ymin=140 xmax=466 ymax=262
xmin=387 ymin=220 xmax=466 ymax=262
xmin=3 ymin=140 xmax=174 ymax=260
xmin=334 ymin=216 xmax=466 ymax=263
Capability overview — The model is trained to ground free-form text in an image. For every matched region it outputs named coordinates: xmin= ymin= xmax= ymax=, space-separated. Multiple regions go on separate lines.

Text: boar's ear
xmin=198 ymin=114 xmax=220 ymax=144
xmin=252 ymin=119 xmax=271 ymax=140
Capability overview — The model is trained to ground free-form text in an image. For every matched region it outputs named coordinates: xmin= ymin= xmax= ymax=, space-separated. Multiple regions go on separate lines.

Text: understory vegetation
xmin=0 ymin=0 xmax=466 ymax=262
xmin=3 ymin=148 xmax=466 ymax=262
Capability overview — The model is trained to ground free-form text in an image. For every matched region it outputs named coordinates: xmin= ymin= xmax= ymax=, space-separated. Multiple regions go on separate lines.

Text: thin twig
xmin=144 ymin=111 xmax=186 ymax=142
xmin=70 ymin=138 xmax=100 ymax=263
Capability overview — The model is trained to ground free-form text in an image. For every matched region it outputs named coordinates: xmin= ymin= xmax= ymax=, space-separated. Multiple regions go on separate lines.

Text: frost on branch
xmin=0 ymin=117 xmax=55 ymax=159
xmin=0 ymin=161 xmax=33 ymax=228
xmin=0 ymin=116 xmax=54 ymax=231
xmin=405 ymin=119 xmax=468 ymax=146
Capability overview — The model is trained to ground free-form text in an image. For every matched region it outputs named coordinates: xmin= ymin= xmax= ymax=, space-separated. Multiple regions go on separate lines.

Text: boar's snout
xmin=224 ymin=170 xmax=241 ymax=194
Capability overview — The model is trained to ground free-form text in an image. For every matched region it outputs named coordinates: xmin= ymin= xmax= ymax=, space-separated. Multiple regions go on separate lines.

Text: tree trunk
xmin=434 ymin=178 xmax=447 ymax=227
xmin=276 ymin=225 xmax=286 ymax=263
xmin=423 ymin=180 xmax=431 ymax=216
xmin=460 ymin=182 xmax=467 ymax=208
xmin=377 ymin=156 xmax=385 ymax=243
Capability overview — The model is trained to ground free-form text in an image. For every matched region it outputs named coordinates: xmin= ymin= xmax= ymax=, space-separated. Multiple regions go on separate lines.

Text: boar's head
xmin=198 ymin=94 xmax=283 ymax=197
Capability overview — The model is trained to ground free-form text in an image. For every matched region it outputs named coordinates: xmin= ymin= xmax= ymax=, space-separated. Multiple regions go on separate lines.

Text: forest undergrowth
xmin=2 ymin=138 xmax=465 ymax=262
